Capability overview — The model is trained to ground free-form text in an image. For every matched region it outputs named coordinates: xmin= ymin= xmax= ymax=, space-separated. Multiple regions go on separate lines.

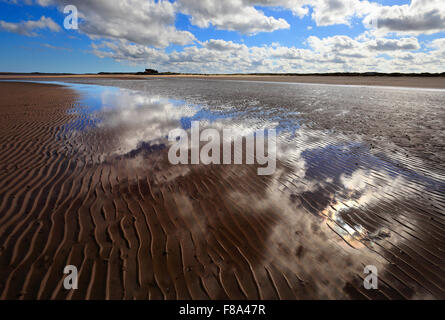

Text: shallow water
xmin=52 ymin=78 xmax=445 ymax=178
xmin=18 ymin=79 xmax=445 ymax=298
xmin=31 ymin=77 xmax=445 ymax=167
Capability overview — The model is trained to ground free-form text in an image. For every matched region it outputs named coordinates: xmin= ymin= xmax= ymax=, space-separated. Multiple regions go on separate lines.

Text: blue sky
xmin=0 ymin=0 xmax=444 ymax=73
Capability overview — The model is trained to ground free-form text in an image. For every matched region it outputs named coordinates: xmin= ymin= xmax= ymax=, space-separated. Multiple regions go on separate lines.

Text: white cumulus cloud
xmin=0 ymin=16 xmax=60 ymax=36
xmin=364 ymin=0 xmax=445 ymax=35
xmin=37 ymin=0 xmax=196 ymax=47
xmin=177 ymin=0 xmax=291 ymax=34
xmin=91 ymin=35 xmax=445 ymax=74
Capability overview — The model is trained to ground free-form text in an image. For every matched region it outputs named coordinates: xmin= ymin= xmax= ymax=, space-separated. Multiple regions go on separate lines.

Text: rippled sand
xmin=0 ymin=81 xmax=444 ymax=299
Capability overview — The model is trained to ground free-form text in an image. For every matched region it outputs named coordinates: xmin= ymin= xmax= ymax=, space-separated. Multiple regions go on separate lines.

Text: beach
xmin=1 ymin=74 xmax=445 ymax=89
xmin=0 ymin=80 xmax=444 ymax=300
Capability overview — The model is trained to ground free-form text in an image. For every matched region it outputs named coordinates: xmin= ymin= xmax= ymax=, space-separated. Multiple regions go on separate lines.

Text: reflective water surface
xmin=35 ymin=79 xmax=445 ymax=298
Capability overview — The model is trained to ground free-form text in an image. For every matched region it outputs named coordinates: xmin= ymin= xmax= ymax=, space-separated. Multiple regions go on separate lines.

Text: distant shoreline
xmin=1 ymin=73 xmax=445 ymax=89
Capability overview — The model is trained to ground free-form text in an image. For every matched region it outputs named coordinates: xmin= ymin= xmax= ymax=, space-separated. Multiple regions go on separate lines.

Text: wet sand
xmin=155 ymin=75 xmax=445 ymax=90
xmin=1 ymin=74 xmax=445 ymax=89
xmin=0 ymin=82 xmax=444 ymax=300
